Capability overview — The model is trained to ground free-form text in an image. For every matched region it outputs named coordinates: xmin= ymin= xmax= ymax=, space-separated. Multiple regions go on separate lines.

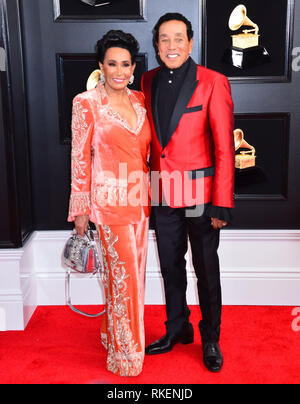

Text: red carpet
xmin=0 ymin=305 xmax=299 ymax=384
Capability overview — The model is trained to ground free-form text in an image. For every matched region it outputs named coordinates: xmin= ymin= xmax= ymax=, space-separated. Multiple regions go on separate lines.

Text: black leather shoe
xmin=145 ymin=324 xmax=194 ymax=355
xmin=203 ymin=342 xmax=223 ymax=372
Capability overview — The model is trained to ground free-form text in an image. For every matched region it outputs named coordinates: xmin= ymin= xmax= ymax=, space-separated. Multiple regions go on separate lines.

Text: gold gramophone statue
xmin=234 ymin=128 xmax=256 ymax=169
xmin=223 ymin=4 xmax=270 ymax=69
xmin=86 ymin=69 xmax=102 ymax=90
xmin=230 ymin=5 xmax=259 ymax=48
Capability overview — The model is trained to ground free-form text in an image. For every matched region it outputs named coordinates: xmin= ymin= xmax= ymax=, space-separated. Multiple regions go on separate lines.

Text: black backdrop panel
xmin=202 ymin=0 xmax=293 ymax=82
xmin=54 ymin=0 xmax=145 ymax=20
xmin=0 ymin=0 xmax=33 ymax=247
xmin=0 ymin=80 xmax=12 ymax=245
xmin=234 ymin=113 xmax=290 ymax=199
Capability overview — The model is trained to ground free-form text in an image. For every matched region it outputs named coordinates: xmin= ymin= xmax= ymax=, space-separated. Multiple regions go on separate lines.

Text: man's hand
xmin=211 ymin=217 xmax=227 ymax=230
xmin=74 ymin=215 xmax=89 ymax=237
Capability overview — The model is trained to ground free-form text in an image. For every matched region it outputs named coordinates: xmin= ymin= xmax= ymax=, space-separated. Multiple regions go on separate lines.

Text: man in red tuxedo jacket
xmin=141 ymin=13 xmax=235 ymax=372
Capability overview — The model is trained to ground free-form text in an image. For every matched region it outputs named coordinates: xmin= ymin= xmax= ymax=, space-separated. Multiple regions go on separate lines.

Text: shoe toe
xmin=204 ymin=357 xmax=223 ymax=372
xmin=203 ymin=343 xmax=223 ymax=372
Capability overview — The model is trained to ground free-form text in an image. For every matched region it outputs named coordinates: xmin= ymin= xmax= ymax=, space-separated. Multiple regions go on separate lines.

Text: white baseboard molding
xmin=0 ymin=243 xmax=36 ymax=331
xmin=34 ymin=267 xmax=300 ymax=307
xmin=1 ymin=229 xmax=300 ymax=330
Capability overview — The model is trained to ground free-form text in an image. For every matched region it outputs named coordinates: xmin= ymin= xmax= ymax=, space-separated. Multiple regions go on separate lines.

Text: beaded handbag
xmin=62 ymin=226 xmax=105 ymax=318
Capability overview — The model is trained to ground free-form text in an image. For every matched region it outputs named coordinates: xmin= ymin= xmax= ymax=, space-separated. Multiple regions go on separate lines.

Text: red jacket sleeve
xmin=208 ymin=75 xmax=235 ymax=208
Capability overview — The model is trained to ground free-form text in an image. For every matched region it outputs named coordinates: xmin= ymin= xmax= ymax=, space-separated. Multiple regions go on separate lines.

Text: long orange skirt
xmin=96 ymin=218 xmax=149 ymax=377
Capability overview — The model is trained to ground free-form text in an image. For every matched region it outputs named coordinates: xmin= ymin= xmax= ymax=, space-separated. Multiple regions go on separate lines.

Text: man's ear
xmin=189 ymin=38 xmax=194 ymax=54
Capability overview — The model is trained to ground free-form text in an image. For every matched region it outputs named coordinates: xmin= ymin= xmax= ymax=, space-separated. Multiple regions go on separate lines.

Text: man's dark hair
xmin=96 ymin=30 xmax=139 ymax=64
xmin=153 ymin=12 xmax=194 ymax=48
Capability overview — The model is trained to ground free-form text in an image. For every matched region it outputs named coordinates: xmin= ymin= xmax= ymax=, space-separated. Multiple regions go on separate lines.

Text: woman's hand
xmin=74 ymin=215 xmax=89 ymax=237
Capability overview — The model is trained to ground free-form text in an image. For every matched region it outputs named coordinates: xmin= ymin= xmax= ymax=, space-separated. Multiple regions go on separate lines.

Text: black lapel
xmin=164 ymin=59 xmax=199 ymax=148
xmin=151 ymin=69 xmax=164 ymax=148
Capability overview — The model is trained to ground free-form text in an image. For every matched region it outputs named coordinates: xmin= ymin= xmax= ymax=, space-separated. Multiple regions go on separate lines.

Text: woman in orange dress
xmin=67 ymin=30 xmax=151 ymax=377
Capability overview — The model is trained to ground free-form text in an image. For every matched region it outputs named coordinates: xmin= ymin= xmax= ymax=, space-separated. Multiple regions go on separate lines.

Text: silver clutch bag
xmin=62 ymin=227 xmax=105 ymax=317
xmin=63 ymin=227 xmax=102 ymax=274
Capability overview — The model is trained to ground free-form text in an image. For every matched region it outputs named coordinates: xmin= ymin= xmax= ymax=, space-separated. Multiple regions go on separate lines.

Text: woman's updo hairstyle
xmin=96 ymin=30 xmax=139 ymax=64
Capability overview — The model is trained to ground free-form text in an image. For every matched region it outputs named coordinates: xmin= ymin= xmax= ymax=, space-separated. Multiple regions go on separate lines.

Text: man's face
xmin=157 ymin=20 xmax=194 ymax=69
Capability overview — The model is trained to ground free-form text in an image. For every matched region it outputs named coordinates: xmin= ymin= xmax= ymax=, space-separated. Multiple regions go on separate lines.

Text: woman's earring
xmin=100 ymin=73 xmax=106 ymax=84
xmin=129 ymin=75 xmax=134 ymax=85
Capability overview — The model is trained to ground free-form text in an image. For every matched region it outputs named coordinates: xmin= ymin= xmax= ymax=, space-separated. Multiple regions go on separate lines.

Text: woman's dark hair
xmin=96 ymin=30 xmax=139 ymax=64
xmin=152 ymin=13 xmax=194 ymax=49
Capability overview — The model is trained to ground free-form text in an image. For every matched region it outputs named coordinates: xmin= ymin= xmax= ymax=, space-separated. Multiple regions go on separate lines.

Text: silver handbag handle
xmin=66 ymin=268 xmax=106 ymax=318
xmin=84 ymin=226 xmax=95 ymax=241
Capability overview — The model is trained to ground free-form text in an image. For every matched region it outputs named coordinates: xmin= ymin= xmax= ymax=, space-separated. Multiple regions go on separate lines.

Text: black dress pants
xmin=153 ymin=205 xmax=222 ymax=344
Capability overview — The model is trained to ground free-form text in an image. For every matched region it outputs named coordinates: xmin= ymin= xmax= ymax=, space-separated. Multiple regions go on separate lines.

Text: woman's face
xmin=100 ymin=47 xmax=136 ymax=92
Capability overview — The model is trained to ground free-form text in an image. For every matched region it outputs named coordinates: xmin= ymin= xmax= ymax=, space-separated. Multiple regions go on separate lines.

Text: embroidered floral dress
xmin=68 ymin=83 xmax=151 ymax=376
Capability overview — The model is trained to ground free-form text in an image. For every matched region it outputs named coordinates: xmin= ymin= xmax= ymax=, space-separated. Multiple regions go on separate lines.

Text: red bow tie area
xmin=0 ymin=304 xmax=299 ymax=384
